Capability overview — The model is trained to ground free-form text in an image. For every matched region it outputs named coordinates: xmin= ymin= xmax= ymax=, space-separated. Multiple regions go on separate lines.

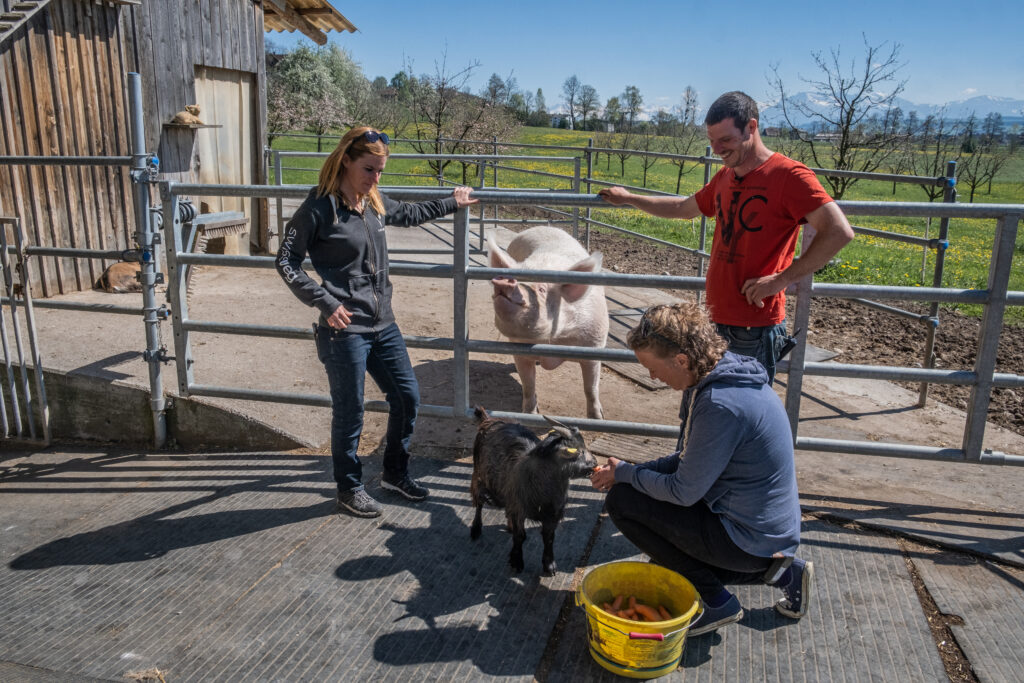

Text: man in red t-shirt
xmin=600 ymin=91 xmax=854 ymax=382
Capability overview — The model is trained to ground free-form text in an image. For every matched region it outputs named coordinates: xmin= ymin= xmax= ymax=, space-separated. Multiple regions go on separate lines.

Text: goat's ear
xmin=542 ymin=415 xmax=573 ymax=440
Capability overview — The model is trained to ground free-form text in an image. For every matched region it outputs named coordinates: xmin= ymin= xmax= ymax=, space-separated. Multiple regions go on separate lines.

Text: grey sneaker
xmin=689 ymin=594 xmax=744 ymax=636
xmin=381 ymin=474 xmax=428 ymax=501
xmin=336 ymin=488 xmax=382 ymax=518
xmin=776 ymin=558 xmax=814 ymax=619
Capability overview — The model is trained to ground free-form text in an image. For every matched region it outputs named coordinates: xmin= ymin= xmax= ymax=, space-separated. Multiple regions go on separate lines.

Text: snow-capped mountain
xmin=759 ymin=92 xmax=1024 ymax=127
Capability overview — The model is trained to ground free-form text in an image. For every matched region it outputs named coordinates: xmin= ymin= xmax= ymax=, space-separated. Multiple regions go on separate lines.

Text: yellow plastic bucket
xmin=576 ymin=560 xmax=702 ymax=679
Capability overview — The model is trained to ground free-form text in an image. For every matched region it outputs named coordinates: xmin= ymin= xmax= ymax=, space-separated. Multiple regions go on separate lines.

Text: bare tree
xmin=562 ymin=75 xmax=581 ymax=129
xmin=636 ymin=126 xmax=661 ymax=187
xmin=767 ymin=35 xmax=907 ymax=198
xmin=958 ymin=112 xmax=1014 ymax=202
xmin=577 ymin=84 xmax=600 ymax=130
xmin=612 ymin=129 xmax=635 ymax=176
xmin=403 ymin=51 xmax=519 ymax=182
xmin=904 ymin=110 xmax=962 ymax=202
xmin=665 ymin=88 xmax=705 ymax=194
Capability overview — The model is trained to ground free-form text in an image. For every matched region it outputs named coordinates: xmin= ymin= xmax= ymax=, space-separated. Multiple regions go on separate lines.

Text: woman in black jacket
xmin=277 ymin=126 xmax=476 ymax=518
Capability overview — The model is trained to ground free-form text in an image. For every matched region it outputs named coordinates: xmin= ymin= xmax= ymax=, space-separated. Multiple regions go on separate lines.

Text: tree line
xmin=266 ymin=38 xmax=1019 ymax=202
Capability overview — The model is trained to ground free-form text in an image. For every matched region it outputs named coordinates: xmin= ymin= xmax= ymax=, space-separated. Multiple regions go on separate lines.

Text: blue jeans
xmin=314 ymin=322 xmax=420 ymax=493
xmin=605 ymin=484 xmax=772 ymax=599
xmin=715 ymin=321 xmax=790 ymax=385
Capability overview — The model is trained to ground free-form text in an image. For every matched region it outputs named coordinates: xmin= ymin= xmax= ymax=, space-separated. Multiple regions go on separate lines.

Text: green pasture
xmin=269 ymin=127 xmax=1024 ymax=323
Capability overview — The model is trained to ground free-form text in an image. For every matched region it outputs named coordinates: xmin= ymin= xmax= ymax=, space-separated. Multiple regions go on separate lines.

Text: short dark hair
xmin=704 ymin=91 xmax=759 ymax=130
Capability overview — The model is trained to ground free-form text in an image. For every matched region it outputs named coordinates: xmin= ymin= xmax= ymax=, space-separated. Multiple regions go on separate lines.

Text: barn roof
xmin=263 ymin=0 xmax=357 ymax=46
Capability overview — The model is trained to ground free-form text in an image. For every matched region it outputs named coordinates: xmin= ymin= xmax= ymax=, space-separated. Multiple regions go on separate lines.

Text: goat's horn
xmin=542 ymin=415 xmax=573 ymax=439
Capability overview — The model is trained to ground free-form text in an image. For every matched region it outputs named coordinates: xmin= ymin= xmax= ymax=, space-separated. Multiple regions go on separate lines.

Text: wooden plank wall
xmin=132 ymin=0 xmax=267 ymax=250
xmin=0 ymin=0 xmax=136 ymax=296
xmin=0 ymin=0 xmax=270 ymax=297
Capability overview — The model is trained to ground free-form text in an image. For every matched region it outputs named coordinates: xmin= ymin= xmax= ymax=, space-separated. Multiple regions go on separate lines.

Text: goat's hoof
xmin=542 ymin=564 xmax=557 ymax=577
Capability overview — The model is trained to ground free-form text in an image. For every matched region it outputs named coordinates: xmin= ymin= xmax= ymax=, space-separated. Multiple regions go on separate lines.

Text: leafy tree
xmin=577 ymin=84 xmax=600 ymax=130
xmin=562 ymin=75 xmax=581 ymax=129
xmin=622 ymin=85 xmax=643 ymax=130
xmin=767 ymin=35 xmax=907 ymax=198
xmin=604 ymin=96 xmax=622 ymax=131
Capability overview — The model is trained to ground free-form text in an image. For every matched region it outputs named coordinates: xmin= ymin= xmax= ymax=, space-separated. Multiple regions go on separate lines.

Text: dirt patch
xmin=584 ymin=228 xmax=1024 ymax=437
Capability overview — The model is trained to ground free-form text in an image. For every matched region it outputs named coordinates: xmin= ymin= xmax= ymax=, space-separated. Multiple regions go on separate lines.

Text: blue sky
xmin=267 ymin=0 xmax=1024 ymax=114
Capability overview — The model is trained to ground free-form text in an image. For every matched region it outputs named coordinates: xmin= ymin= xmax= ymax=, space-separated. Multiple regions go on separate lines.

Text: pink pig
xmin=487 ymin=226 xmax=609 ymax=419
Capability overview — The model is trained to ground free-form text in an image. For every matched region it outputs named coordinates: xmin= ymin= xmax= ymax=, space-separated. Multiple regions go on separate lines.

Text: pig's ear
xmin=561 ymin=252 xmax=603 ymax=302
xmin=487 ymin=236 xmax=517 ymax=269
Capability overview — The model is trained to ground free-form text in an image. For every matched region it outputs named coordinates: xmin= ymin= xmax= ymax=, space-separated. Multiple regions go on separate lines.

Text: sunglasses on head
xmin=363 ymin=130 xmax=390 ymax=145
xmin=637 ymin=314 xmax=681 ymax=349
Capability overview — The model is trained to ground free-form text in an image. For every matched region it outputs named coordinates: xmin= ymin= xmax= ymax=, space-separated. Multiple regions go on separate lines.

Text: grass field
xmin=269 ymin=126 xmax=1024 ymax=322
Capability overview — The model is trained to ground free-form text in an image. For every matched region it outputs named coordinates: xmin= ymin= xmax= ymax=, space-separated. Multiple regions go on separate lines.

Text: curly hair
xmin=626 ymin=302 xmax=727 ymax=381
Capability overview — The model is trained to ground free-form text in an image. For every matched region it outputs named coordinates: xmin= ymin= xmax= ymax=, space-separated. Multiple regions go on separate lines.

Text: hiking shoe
xmin=689 ymin=594 xmax=743 ymax=636
xmin=336 ymin=488 xmax=382 ymax=518
xmin=776 ymin=558 xmax=814 ymax=619
xmin=381 ymin=474 xmax=428 ymax=501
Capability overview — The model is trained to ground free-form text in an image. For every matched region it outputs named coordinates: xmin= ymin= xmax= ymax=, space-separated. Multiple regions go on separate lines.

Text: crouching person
xmin=589 ymin=302 xmax=813 ymax=636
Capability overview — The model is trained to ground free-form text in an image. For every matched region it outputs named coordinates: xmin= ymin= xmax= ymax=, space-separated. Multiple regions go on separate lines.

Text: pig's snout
xmin=491 ymin=277 xmax=526 ymax=306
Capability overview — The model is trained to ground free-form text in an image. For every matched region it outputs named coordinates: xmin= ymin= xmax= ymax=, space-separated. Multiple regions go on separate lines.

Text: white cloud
xmin=959 ymin=88 xmax=978 ymax=97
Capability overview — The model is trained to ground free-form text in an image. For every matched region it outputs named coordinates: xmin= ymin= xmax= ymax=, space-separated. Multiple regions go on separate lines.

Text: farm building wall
xmin=0 ymin=0 xmax=137 ymax=296
xmin=0 ymin=0 xmax=270 ymax=298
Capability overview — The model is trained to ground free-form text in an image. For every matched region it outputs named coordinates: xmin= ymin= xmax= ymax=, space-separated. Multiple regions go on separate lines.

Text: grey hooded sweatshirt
xmin=613 ymin=351 xmax=801 ymax=557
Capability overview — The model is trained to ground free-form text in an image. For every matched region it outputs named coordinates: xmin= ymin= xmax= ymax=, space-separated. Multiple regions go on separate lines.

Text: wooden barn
xmin=0 ymin=0 xmax=355 ymax=296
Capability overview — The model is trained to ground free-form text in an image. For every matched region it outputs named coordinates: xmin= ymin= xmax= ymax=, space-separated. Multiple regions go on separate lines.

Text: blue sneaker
xmin=776 ymin=558 xmax=814 ymax=619
xmin=689 ymin=594 xmax=743 ymax=636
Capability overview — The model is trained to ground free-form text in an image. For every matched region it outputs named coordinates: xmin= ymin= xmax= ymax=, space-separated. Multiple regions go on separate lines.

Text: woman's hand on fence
xmin=453 ymin=186 xmax=478 ymax=207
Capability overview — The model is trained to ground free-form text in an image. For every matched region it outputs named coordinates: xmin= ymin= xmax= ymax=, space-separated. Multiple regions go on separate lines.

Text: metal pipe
xmin=128 ymin=72 xmax=166 ymax=448
xmin=963 ymin=214 xmax=1017 ymax=461
xmin=851 ymin=298 xmax=937 ymax=323
xmin=796 ymin=437 xmax=966 ymax=461
xmin=919 ymin=161 xmax=957 ymax=406
xmin=0 ymin=155 xmax=133 ymax=166
xmin=0 ymin=297 xmax=144 ymax=315
xmin=0 ymin=232 xmax=36 ymax=439
xmin=452 ymin=208 xmax=470 ymax=417
xmin=851 ymin=224 xmax=944 ymax=248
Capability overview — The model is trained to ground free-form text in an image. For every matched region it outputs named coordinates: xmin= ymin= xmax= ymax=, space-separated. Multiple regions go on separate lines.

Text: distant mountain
xmin=758 ymin=92 xmax=1024 ymax=128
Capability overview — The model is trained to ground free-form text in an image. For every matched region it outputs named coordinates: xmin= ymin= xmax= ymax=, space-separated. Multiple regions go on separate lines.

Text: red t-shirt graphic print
xmin=694 ymin=153 xmax=833 ymax=327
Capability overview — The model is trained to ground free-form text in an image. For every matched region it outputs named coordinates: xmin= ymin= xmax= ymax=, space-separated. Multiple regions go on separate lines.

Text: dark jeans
xmin=314 ymin=322 xmax=419 ymax=493
xmin=605 ymin=484 xmax=773 ymax=599
xmin=715 ymin=321 xmax=789 ymax=385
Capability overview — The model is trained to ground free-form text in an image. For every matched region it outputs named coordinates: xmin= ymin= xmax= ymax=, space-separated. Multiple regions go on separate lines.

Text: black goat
xmin=470 ymin=406 xmax=597 ymax=576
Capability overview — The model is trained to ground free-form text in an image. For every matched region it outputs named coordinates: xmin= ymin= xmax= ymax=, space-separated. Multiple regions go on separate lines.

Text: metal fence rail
xmin=159 ymin=181 xmax=1023 ymax=466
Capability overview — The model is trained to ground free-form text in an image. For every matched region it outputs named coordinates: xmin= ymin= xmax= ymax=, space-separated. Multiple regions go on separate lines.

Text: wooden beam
xmin=264 ymin=0 xmax=326 ymax=45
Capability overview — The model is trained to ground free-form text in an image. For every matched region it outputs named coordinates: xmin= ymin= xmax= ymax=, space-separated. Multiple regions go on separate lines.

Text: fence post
xmin=585 ymin=138 xmax=594 ymax=249
xmin=784 ymin=225 xmax=815 ymax=440
xmin=452 ymin=206 xmax=471 ymax=418
xmin=477 ymin=153 xmax=486 ymax=251
xmin=127 ymin=72 xmax=168 ymax=448
xmin=696 ymin=145 xmax=713 ymax=304
xmin=573 ymin=157 xmax=581 ymax=242
xmin=917 ymin=160 xmax=957 ymax=406
xmin=492 ymin=136 xmax=499 ymax=224
xmin=274 ymin=150 xmax=284 ymax=252
xmin=962 ymin=212 xmax=1017 ymax=460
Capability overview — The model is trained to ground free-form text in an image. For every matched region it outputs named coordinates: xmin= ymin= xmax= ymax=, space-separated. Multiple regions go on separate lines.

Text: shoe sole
xmin=776 ymin=560 xmax=814 ymax=619
xmin=380 ymin=479 xmax=427 ymax=501
xmin=336 ymin=500 xmax=382 ymax=518
xmin=689 ymin=607 xmax=744 ymax=636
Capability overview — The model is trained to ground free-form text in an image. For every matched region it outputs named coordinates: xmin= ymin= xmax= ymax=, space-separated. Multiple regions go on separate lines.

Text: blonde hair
xmin=626 ymin=302 xmax=727 ymax=382
xmin=317 ymin=126 xmax=390 ymax=215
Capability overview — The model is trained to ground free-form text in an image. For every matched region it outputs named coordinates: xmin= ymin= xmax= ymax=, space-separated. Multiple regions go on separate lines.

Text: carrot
xmin=628 ymin=595 xmax=637 ymax=611
xmin=602 ymin=602 xmax=614 ymax=613
xmin=623 ymin=608 xmax=637 ymax=620
xmin=617 ymin=609 xmax=631 ymax=619
xmin=634 ymin=604 xmax=661 ymax=622
xmin=657 ymin=605 xmax=672 ymax=620
xmin=611 ymin=594 xmax=624 ymax=611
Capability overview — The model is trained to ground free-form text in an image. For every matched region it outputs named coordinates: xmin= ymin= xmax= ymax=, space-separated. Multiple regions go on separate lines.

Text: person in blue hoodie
xmin=589 ymin=301 xmax=813 ymax=636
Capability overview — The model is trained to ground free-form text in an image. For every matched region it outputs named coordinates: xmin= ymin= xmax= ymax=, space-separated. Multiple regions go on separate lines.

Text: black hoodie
xmin=277 ymin=188 xmax=458 ymax=334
